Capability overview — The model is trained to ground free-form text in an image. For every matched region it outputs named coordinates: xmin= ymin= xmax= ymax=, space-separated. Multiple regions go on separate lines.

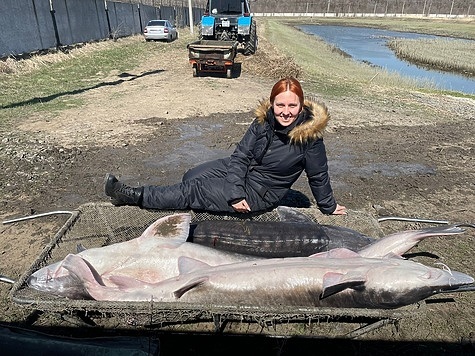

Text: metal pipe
xmin=0 ymin=275 xmax=15 ymax=284
xmin=2 ymin=211 xmax=74 ymax=225
xmin=377 ymin=216 xmax=449 ymax=224
xmin=188 ymin=0 xmax=193 ymax=34
xmin=345 ymin=318 xmax=395 ymax=339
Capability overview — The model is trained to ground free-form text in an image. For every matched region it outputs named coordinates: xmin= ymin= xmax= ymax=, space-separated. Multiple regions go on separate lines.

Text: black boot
xmin=104 ymin=173 xmax=143 ymax=206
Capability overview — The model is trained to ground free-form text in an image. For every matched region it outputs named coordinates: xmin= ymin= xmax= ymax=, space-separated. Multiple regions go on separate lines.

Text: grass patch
xmin=283 ymin=16 xmax=475 ymax=40
xmin=388 ymin=38 xmax=475 ymax=76
xmin=0 ymin=36 xmax=164 ymax=128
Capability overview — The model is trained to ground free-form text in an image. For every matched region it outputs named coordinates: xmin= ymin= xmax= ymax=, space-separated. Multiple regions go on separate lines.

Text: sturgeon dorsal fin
xmin=320 ymin=271 xmax=366 ymax=299
xmin=275 ymin=205 xmax=317 ymax=225
xmin=178 ymin=256 xmax=211 ymax=275
xmin=276 ymin=206 xmax=314 ymax=223
xmin=76 ymin=243 xmax=87 ymax=253
xmin=173 ymin=277 xmax=208 ymax=299
xmin=139 ymin=213 xmax=191 ymax=241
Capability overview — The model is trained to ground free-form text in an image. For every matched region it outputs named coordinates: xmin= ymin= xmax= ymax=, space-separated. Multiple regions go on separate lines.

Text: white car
xmin=143 ymin=20 xmax=178 ymax=42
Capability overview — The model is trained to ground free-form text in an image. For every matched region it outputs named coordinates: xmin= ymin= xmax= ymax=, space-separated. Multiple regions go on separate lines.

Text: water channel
xmin=297 ymin=25 xmax=475 ymax=95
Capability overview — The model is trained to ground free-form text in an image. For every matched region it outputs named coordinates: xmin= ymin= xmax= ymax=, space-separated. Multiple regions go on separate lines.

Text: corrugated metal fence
xmin=0 ymin=0 xmax=203 ymax=58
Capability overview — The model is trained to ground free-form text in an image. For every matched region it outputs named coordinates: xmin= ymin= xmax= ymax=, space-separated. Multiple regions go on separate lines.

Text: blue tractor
xmin=200 ymin=0 xmax=257 ymax=55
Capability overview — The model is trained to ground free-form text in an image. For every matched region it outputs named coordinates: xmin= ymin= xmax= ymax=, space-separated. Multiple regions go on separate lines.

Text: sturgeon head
xmin=26 ymin=260 xmax=91 ymax=299
xmin=327 ymin=258 xmax=475 ymax=309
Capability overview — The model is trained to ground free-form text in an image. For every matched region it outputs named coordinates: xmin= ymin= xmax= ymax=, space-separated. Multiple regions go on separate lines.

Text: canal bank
xmin=298 ymin=24 xmax=475 ymax=94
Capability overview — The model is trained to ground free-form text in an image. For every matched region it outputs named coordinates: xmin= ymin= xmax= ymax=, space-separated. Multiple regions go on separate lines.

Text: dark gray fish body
xmin=321 ymin=225 xmax=376 ymax=250
xmin=190 ymin=220 xmax=376 ymax=257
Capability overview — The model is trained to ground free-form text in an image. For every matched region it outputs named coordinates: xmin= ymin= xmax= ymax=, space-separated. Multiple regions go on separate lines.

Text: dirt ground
xmin=0 ymin=26 xmax=474 ymax=355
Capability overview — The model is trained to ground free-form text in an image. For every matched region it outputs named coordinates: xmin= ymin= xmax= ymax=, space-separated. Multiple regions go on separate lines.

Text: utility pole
xmin=188 ymin=0 xmax=193 ymax=34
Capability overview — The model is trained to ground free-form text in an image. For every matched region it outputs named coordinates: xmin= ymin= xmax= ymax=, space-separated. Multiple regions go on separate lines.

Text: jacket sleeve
xmin=224 ymin=121 xmax=259 ymax=203
xmin=304 ymin=138 xmax=337 ymax=214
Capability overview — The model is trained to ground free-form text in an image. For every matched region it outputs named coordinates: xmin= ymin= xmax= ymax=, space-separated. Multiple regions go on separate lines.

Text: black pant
xmin=141 ymin=158 xmax=281 ymax=212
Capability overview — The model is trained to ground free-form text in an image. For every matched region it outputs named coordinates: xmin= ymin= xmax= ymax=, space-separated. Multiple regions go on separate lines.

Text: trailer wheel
xmin=226 ymin=67 xmax=232 ymax=79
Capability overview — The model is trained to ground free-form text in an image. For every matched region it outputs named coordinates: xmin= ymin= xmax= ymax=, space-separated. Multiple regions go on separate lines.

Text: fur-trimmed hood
xmin=254 ymin=99 xmax=330 ymax=144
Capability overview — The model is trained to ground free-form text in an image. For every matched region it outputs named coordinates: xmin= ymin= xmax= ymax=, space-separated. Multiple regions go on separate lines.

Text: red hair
xmin=269 ymin=77 xmax=304 ymax=105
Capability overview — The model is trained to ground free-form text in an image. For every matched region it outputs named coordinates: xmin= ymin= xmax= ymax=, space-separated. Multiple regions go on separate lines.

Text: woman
xmin=105 ymin=77 xmax=346 ymax=215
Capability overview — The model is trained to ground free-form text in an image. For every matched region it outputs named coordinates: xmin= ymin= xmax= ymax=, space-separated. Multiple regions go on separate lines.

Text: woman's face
xmin=272 ymin=90 xmax=302 ymax=127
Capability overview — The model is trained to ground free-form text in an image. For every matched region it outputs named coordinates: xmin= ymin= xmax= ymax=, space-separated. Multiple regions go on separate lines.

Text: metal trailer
xmin=187 ymin=40 xmax=238 ymax=79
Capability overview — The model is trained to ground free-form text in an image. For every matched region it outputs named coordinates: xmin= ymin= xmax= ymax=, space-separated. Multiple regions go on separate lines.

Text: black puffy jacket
xmin=224 ymin=99 xmax=337 ymax=214
xmin=142 ymin=99 xmax=338 ymax=214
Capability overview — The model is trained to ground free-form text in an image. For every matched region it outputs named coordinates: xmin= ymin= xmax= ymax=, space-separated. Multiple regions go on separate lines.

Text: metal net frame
xmin=9 ymin=202 xmax=416 ymax=333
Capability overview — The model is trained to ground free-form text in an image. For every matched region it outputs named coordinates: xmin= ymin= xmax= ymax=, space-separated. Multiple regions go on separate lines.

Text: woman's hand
xmin=332 ymin=204 xmax=347 ymax=215
xmin=232 ymin=199 xmax=251 ymax=213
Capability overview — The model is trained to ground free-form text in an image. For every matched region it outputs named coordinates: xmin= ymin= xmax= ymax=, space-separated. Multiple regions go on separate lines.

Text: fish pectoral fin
xmin=178 ymin=256 xmax=211 ymax=274
xmin=320 ymin=272 xmax=366 ymax=299
xmin=62 ymin=254 xmax=103 ymax=286
xmin=173 ymin=277 xmax=209 ymax=299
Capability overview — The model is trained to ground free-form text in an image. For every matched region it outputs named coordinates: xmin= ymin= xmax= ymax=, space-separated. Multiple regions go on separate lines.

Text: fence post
xmin=138 ymin=4 xmax=143 ymax=33
xmin=49 ymin=0 xmax=61 ymax=48
xmin=104 ymin=1 xmax=113 ymax=39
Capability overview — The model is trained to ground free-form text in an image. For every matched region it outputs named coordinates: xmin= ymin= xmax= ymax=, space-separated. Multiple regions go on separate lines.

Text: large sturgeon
xmin=190 ymin=206 xmax=377 ymax=257
xmin=190 ymin=220 xmax=376 ymax=257
xmin=190 ymin=213 xmax=467 ymax=258
xmin=62 ymin=250 xmax=474 ymax=309
xmin=27 ymin=214 xmax=259 ymax=298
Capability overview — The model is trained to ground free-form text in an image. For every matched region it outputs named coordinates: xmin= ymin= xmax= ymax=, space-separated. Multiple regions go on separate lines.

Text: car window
xmin=148 ymin=20 xmax=166 ymax=26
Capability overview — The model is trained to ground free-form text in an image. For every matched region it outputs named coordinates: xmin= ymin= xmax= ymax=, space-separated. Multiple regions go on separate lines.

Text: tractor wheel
xmin=197 ymin=23 xmax=203 ymax=40
xmin=220 ymin=31 xmax=231 ymax=41
xmin=243 ymin=21 xmax=257 ymax=55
